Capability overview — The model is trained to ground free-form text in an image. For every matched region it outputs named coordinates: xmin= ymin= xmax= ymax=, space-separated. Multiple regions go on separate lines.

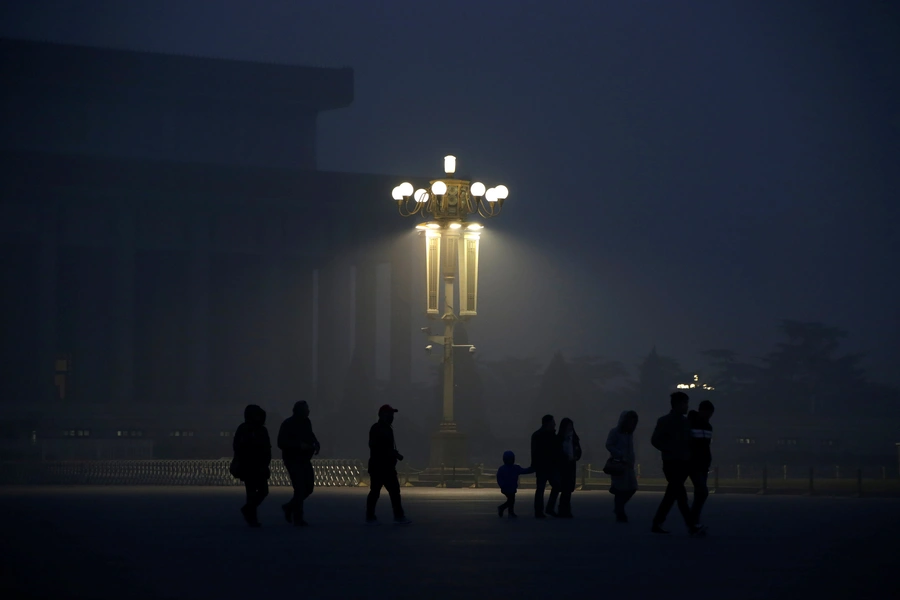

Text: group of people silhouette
xmin=230 ymin=401 xmax=410 ymax=527
xmin=230 ymin=392 xmax=714 ymax=535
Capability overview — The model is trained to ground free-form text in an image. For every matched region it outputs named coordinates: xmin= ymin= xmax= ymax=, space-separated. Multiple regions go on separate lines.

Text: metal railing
xmin=2 ymin=460 xmax=897 ymax=496
xmin=0 ymin=459 xmax=365 ymax=487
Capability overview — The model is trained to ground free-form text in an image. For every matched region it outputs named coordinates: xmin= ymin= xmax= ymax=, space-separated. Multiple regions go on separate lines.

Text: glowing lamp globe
xmin=431 ymin=181 xmax=448 ymax=195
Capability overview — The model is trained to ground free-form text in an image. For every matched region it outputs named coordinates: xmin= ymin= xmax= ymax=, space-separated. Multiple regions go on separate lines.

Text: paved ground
xmin=1 ymin=486 xmax=897 ymax=600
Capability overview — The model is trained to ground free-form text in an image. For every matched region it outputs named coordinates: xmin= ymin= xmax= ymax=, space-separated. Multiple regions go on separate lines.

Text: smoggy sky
xmin=2 ymin=0 xmax=898 ymax=383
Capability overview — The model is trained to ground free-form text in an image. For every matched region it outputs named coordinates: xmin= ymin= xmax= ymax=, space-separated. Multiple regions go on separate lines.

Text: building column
xmin=262 ymin=220 xmax=283 ymax=407
xmin=354 ymin=255 xmax=377 ymax=383
xmin=188 ymin=216 xmax=210 ymax=406
xmin=389 ymin=236 xmax=413 ymax=398
xmin=281 ymin=255 xmax=314 ymax=405
xmin=112 ymin=208 xmax=135 ymax=406
xmin=315 ymin=257 xmax=352 ymax=414
xmin=37 ymin=205 xmax=59 ymax=404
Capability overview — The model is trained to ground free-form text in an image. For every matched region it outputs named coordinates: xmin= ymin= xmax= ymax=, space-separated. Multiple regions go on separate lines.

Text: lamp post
xmin=392 ymin=156 xmax=509 ymax=468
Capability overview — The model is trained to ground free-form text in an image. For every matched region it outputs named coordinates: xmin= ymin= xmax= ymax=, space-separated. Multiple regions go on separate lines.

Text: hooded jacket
xmin=605 ymin=410 xmax=639 ymax=492
xmin=650 ymin=409 xmax=692 ymax=462
xmin=496 ymin=451 xmax=535 ymax=494
xmin=277 ymin=402 xmax=320 ymax=463
xmin=233 ymin=405 xmax=272 ymax=478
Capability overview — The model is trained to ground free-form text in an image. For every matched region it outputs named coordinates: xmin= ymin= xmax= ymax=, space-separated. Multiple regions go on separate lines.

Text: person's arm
xmin=311 ymin=427 xmax=321 ymax=455
xmin=391 ymin=431 xmax=403 ymax=461
xmin=606 ymin=428 xmax=622 ymax=458
xmin=650 ymin=417 xmax=667 ymax=452
xmin=529 ymin=433 xmax=538 ymax=469
xmin=232 ymin=424 xmax=244 ymax=456
xmin=276 ymin=421 xmax=287 ymax=451
xmin=573 ymin=436 xmax=582 ymax=462
xmin=519 ymin=465 xmax=535 ymax=475
xmin=262 ymin=429 xmax=272 ymax=465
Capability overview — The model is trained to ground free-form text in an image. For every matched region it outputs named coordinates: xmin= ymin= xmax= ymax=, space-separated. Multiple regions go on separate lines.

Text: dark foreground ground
xmin=1 ymin=486 xmax=897 ymax=600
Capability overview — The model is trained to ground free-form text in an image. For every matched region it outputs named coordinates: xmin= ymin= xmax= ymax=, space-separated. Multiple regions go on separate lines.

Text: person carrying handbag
xmin=605 ymin=410 xmax=639 ymax=523
xmin=232 ymin=404 xmax=272 ymax=527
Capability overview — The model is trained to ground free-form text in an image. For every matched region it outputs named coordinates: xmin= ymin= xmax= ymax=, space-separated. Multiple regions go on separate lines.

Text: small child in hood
xmin=496 ymin=450 xmax=535 ymax=518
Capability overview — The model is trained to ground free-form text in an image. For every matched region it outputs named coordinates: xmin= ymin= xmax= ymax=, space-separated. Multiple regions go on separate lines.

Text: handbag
xmin=603 ymin=456 xmax=626 ymax=476
xmin=229 ymin=457 xmax=242 ymax=480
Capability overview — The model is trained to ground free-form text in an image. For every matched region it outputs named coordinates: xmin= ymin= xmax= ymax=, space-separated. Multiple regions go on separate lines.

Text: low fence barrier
xmin=2 ymin=460 xmax=898 ymax=495
xmin=0 ymin=459 xmax=365 ymax=487
xmin=391 ymin=462 xmax=900 ymax=497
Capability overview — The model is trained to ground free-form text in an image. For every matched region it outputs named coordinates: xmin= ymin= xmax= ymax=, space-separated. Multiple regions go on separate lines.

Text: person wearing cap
xmin=366 ymin=404 xmax=411 ymax=525
xmin=277 ymin=400 xmax=320 ymax=527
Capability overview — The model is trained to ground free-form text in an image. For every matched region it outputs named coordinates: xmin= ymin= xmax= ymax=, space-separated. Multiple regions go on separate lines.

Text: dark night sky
xmin=2 ymin=0 xmax=898 ymax=384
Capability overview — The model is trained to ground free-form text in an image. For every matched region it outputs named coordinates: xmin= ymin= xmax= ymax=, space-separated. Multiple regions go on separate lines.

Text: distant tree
xmin=568 ymin=355 xmax=632 ymax=420
xmin=533 ymin=351 xmax=584 ymax=424
xmin=698 ymin=348 xmax=761 ymax=402
xmin=757 ymin=320 xmax=867 ymax=416
xmin=636 ymin=347 xmax=686 ymax=416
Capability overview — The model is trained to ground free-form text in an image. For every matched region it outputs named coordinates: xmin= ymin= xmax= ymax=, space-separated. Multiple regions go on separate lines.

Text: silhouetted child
xmin=496 ymin=450 xmax=534 ymax=518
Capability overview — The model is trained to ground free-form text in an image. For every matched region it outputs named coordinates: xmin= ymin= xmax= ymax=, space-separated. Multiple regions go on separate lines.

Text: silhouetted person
xmin=547 ymin=417 xmax=581 ymax=518
xmin=277 ymin=400 xmax=320 ymax=527
xmin=650 ymin=392 xmax=705 ymax=536
xmin=688 ymin=400 xmax=715 ymax=528
xmin=366 ymin=405 xmax=411 ymax=525
xmin=232 ymin=404 xmax=272 ymax=527
xmin=531 ymin=414 xmax=558 ymax=518
xmin=606 ymin=410 xmax=639 ymax=523
xmin=496 ymin=450 xmax=534 ymax=518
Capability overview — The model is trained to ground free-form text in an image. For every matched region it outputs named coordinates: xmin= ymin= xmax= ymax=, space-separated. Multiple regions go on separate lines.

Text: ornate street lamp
xmin=392 ymin=156 xmax=509 ymax=468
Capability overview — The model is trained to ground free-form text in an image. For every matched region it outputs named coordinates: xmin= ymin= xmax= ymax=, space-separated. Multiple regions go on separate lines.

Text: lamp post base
xmin=429 ymin=429 xmax=469 ymax=469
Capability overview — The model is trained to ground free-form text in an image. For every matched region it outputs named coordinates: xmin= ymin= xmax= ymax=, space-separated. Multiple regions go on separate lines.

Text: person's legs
xmin=546 ymin=486 xmax=559 ymax=515
xmin=689 ymin=467 xmax=709 ymax=526
xmin=242 ymin=477 xmax=266 ymax=526
xmin=559 ymin=490 xmax=572 ymax=517
xmin=498 ymin=493 xmax=511 ymax=516
xmin=283 ymin=461 xmax=300 ymax=522
xmin=366 ymin=472 xmax=384 ymax=521
xmin=653 ymin=461 xmax=687 ymax=527
xmin=534 ymin=473 xmax=548 ymax=516
xmin=382 ymin=470 xmax=405 ymax=519
xmin=615 ymin=489 xmax=636 ymax=521
xmin=294 ymin=461 xmax=315 ymax=525
xmin=507 ymin=493 xmax=517 ymax=516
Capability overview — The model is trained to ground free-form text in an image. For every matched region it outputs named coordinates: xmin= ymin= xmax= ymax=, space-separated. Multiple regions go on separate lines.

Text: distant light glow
xmin=449 ymin=222 xmax=462 ymax=229
xmin=444 ymin=155 xmax=456 ymax=175
xmin=392 ymin=186 xmax=403 ymax=201
xmin=427 ymin=223 xmax=441 ymax=229
xmin=414 ymin=188 xmax=428 ymax=203
xmin=470 ymin=182 xmax=486 ymax=197
xmin=398 ymin=182 xmax=414 ymax=197
xmin=466 ymin=223 xmax=483 ymax=231
xmin=431 ymin=181 xmax=447 ymax=195
xmin=485 ymin=187 xmax=498 ymax=202
xmin=494 ymin=185 xmax=509 ymax=199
